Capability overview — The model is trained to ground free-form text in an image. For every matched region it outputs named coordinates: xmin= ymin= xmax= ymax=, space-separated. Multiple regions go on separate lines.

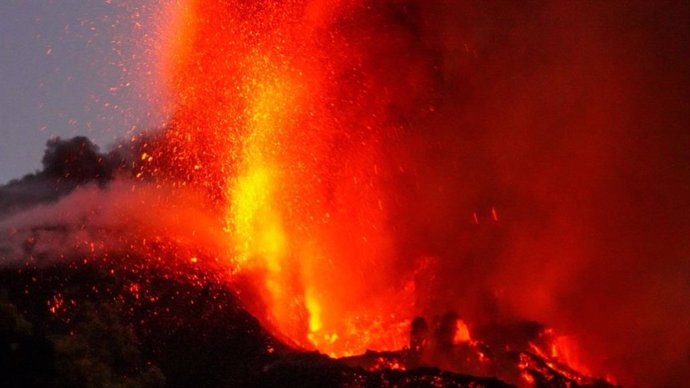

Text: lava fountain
xmin=150 ymin=0 xmax=435 ymax=356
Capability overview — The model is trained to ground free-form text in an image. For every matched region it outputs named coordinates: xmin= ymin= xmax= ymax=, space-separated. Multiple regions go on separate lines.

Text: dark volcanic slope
xmin=0 ymin=257 xmax=510 ymax=388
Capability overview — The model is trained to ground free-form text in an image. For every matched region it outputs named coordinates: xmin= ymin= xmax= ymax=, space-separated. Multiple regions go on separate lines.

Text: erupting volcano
xmin=2 ymin=1 xmax=690 ymax=387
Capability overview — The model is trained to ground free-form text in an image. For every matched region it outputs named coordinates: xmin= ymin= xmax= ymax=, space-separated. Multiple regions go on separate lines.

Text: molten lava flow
xmin=453 ymin=319 xmax=471 ymax=344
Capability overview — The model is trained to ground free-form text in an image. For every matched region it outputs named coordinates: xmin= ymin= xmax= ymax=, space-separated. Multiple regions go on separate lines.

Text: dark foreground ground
xmin=0 ymin=258 xmax=512 ymax=388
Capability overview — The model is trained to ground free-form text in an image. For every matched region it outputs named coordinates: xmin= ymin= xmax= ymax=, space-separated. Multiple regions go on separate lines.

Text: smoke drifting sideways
xmin=0 ymin=136 xmax=229 ymax=277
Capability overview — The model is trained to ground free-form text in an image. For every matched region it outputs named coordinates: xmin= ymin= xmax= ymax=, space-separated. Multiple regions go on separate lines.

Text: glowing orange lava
xmin=453 ymin=319 xmax=471 ymax=344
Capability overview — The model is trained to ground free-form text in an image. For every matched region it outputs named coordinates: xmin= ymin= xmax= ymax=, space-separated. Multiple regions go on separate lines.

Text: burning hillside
xmin=2 ymin=0 xmax=690 ymax=387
